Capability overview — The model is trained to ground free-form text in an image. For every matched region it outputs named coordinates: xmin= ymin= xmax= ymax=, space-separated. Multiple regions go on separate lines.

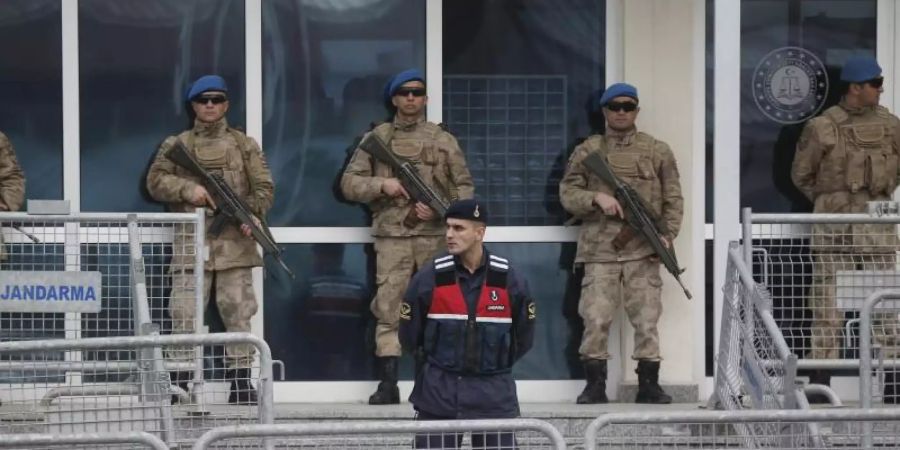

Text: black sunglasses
xmin=193 ymin=95 xmax=228 ymax=105
xmin=394 ymin=87 xmax=427 ymax=98
xmin=862 ymin=77 xmax=884 ymax=89
xmin=606 ymin=101 xmax=638 ymax=112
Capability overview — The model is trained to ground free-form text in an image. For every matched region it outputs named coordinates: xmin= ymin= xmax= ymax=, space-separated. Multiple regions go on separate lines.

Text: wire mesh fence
xmin=0 ymin=332 xmax=272 ymax=449
xmin=191 ymin=420 xmax=567 ymax=450
xmin=584 ymin=408 xmax=900 ymax=449
xmin=858 ymin=290 xmax=900 ymax=413
xmin=714 ymin=242 xmax=807 ymax=412
xmin=745 ymin=206 xmax=900 ymax=368
xmin=0 ymin=211 xmax=204 ymax=345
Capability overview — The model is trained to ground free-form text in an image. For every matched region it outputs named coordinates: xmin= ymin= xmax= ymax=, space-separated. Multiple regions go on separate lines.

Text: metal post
xmin=741 ymin=207 xmax=753 ymax=268
xmin=128 ymin=216 xmax=175 ymax=445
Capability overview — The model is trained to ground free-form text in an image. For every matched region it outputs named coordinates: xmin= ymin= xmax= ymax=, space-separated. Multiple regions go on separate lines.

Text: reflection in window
xmin=0 ymin=0 xmax=63 ymax=202
xmin=443 ymin=0 xmax=606 ymax=225
xmin=79 ymin=0 xmax=246 ymax=212
xmin=262 ymin=0 xmax=425 ymax=227
xmin=739 ymin=0 xmax=876 ymax=213
xmin=264 ymin=242 xmax=580 ymax=381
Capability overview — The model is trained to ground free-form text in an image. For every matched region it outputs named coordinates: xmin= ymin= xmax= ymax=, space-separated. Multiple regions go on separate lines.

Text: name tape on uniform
xmin=0 ymin=271 xmax=102 ymax=313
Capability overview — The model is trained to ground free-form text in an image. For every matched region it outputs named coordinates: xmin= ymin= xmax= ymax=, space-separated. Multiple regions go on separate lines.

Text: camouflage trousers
xmin=809 ymin=253 xmax=899 ymax=360
xmin=578 ymin=258 xmax=663 ymax=361
xmin=372 ymin=235 xmax=443 ymax=357
xmin=167 ymin=267 xmax=258 ymax=368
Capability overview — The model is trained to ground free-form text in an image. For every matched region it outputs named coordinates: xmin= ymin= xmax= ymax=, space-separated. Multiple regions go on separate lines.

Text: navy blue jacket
xmin=400 ymin=248 xmax=536 ymax=419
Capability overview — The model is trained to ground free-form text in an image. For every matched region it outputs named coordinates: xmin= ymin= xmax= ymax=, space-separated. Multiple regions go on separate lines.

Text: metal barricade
xmin=713 ymin=242 xmax=815 ymax=412
xmin=0 ymin=332 xmax=273 ymax=448
xmin=0 ymin=209 xmax=205 ymax=346
xmin=191 ymin=420 xmax=567 ymax=450
xmin=856 ymin=289 xmax=900 ymax=448
xmin=584 ymin=408 xmax=900 ymax=449
xmin=743 ymin=206 xmax=900 ymax=369
xmin=0 ymin=431 xmax=168 ymax=449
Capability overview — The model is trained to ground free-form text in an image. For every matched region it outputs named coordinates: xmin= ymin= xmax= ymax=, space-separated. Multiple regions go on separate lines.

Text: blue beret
xmin=598 ymin=82 xmax=639 ymax=108
xmin=841 ymin=56 xmax=882 ymax=82
xmin=186 ymin=75 xmax=228 ymax=102
xmin=444 ymin=199 xmax=487 ymax=224
xmin=383 ymin=68 xmax=425 ymax=104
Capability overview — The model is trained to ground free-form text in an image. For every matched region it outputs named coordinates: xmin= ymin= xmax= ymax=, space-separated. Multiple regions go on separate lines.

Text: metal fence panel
xmin=584 ymin=408 xmax=900 ymax=449
xmin=745 ymin=207 xmax=900 ymax=368
xmin=0 ymin=211 xmax=204 ymax=345
xmin=714 ymin=242 xmax=804 ymax=413
xmin=0 ymin=332 xmax=273 ymax=448
xmin=192 ymin=420 xmax=567 ymax=450
xmin=0 ymin=431 xmax=168 ymax=450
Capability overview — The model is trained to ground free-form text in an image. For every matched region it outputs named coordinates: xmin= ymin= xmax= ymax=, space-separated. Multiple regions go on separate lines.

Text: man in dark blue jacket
xmin=400 ymin=199 xmax=536 ymax=449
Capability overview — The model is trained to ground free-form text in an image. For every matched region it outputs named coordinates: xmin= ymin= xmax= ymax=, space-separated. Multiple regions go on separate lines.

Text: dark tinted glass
xmin=264 ymin=242 xmax=579 ymax=381
xmin=443 ymin=0 xmax=606 ymax=225
xmin=79 ymin=0 xmax=246 ymax=212
xmin=262 ymin=0 xmax=426 ymax=226
xmin=740 ymin=0 xmax=876 ymax=213
xmin=0 ymin=1 xmax=63 ymax=202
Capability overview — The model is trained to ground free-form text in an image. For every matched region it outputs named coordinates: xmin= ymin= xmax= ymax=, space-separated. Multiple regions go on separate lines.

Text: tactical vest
xmin=819 ymin=106 xmax=898 ymax=197
xmin=370 ymin=122 xmax=454 ymax=204
xmin=590 ymin=132 xmax=663 ymax=215
xmin=424 ymin=253 xmax=514 ymax=375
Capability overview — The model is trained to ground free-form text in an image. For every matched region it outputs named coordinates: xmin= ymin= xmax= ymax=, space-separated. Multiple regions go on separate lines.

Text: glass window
xmin=79 ymin=0 xmax=246 ymax=212
xmin=262 ymin=0 xmax=426 ymax=227
xmin=443 ymin=0 xmax=606 ymax=225
xmin=0 ymin=0 xmax=63 ymax=202
xmin=740 ymin=0 xmax=876 ymax=213
xmin=264 ymin=242 xmax=579 ymax=381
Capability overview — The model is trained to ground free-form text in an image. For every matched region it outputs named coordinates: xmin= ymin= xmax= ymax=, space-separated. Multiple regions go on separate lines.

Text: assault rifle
xmin=357 ymin=133 xmax=449 ymax=227
xmin=581 ymin=152 xmax=692 ymax=299
xmin=165 ymin=140 xmax=294 ymax=278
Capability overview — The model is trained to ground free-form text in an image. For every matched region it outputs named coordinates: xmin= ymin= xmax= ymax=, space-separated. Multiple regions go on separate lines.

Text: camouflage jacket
xmin=0 ymin=132 xmax=25 ymax=212
xmin=340 ymin=116 xmax=474 ymax=237
xmin=559 ymin=129 xmax=683 ymax=263
xmin=146 ymin=118 xmax=274 ymax=271
xmin=792 ymin=101 xmax=900 ymax=252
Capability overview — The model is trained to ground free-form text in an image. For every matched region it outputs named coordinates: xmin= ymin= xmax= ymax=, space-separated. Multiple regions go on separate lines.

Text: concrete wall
xmin=614 ymin=0 xmax=705 ymax=392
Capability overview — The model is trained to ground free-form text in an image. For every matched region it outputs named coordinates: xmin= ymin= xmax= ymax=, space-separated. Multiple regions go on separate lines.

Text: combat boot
xmin=576 ymin=359 xmax=608 ymax=404
xmin=806 ymin=370 xmax=831 ymax=404
xmin=635 ymin=360 xmax=672 ymax=404
xmin=228 ymin=368 xmax=258 ymax=405
xmin=169 ymin=371 xmax=191 ymax=404
xmin=369 ymin=356 xmax=400 ymax=405
xmin=885 ymin=372 xmax=898 ymax=404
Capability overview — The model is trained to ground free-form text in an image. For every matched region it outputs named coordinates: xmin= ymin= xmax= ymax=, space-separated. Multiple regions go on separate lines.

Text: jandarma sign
xmin=0 ymin=271 xmax=102 ymax=313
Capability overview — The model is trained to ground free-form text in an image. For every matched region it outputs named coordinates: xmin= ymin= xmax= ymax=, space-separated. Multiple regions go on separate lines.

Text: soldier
xmin=340 ymin=68 xmax=474 ymax=404
xmin=560 ymin=82 xmax=683 ymax=404
xmin=0 ymin=132 xmax=25 ymax=215
xmin=0 ymin=131 xmax=25 ymax=408
xmin=147 ymin=75 xmax=274 ymax=405
xmin=400 ymin=199 xmax=536 ymax=449
xmin=791 ymin=55 xmax=900 ymax=403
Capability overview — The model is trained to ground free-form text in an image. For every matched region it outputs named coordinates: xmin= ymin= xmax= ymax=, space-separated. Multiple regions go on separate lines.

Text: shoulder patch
xmin=438 ymin=122 xmax=451 ymax=133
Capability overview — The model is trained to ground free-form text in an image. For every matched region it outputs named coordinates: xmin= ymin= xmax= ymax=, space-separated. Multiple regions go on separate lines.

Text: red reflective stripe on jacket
xmin=430 ymin=279 xmax=511 ymax=321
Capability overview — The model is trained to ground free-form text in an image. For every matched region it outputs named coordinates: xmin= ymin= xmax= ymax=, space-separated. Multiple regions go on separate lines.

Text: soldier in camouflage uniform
xmin=0 ymin=133 xmax=24 ymax=216
xmin=147 ymin=75 xmax=274 ymax=405
xmin=341 ymin=68 xmax=474 ymax=404
xmin=0 ymin=131 xmax=25 ymax=407
xmin=791 ymin=56 xmax=900 ymax=403
xmin=560 ymin=83 xmax=683 ymax=404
